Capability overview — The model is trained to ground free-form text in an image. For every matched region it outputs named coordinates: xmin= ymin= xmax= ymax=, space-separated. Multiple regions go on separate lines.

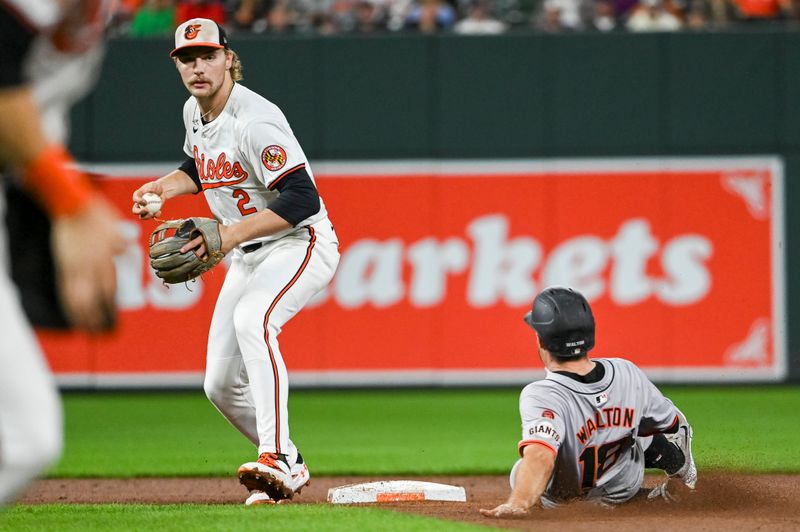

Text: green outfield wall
xmin=70 ymin=31 xmax=800 ymax=381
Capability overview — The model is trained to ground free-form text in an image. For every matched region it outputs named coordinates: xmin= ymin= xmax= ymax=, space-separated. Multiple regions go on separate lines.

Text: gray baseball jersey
xmin=518 ymin=358 xmax=679 ymax=506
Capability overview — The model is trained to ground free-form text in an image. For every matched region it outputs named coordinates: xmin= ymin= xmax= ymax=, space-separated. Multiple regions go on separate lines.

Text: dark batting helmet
xmin=523 ymin=287 xmax=595 ymax=358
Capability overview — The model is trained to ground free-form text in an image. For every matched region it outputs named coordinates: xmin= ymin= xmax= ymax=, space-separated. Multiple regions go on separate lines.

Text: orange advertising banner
xmin=41 ymin=158 xmax=786 ymax=387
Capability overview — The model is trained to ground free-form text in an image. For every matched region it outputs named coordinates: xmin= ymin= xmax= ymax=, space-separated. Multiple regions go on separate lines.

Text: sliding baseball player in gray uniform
xmin=481 ymin=287 xmax=697 ymax=518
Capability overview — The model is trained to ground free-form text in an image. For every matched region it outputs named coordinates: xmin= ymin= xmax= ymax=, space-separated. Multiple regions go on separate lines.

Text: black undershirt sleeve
xmin=0 ymin=7 xmax=37 ymax=88
xmin=268 ymin=168 xmax=320 ymax=226
xmin=638 ymin=414 xmax=680 ymax=436
xmin=178 ymin=156 xmax=202 ymax=194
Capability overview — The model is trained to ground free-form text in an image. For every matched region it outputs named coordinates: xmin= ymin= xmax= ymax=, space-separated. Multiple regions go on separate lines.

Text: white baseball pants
xmin=203 ymin=221 xmax=339 ymax=459
xmin=0 ymin=269 xmax=62 ymax=505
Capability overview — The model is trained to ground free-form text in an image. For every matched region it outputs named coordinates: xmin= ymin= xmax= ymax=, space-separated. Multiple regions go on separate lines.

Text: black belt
xmin=242 ymin=242 xmax=264 ymax=254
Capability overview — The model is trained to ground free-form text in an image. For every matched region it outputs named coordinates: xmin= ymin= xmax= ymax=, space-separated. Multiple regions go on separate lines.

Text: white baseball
xmin=142 ymin=192 xmax=163 ymax=215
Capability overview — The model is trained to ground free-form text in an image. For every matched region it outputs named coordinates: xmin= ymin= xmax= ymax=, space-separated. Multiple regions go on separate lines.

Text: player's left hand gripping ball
xmin=149 ymin=217 xmax=225 ymax=283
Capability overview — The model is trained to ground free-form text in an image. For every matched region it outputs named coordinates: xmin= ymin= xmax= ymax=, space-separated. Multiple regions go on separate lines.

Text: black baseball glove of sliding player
xmin=149 ymin=217 xmax=225 ymax=284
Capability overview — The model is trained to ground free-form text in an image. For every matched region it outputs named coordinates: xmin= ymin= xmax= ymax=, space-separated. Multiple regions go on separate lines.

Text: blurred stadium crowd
xmin=117 ymin=0 xmax=799 ymax=36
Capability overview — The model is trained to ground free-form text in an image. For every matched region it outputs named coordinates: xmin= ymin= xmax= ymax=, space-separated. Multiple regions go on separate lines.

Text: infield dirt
xmin=20 ymin=473 xmax=800 ymax=531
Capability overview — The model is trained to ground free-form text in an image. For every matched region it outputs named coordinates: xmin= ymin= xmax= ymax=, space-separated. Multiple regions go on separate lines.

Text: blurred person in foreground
xmin=481 ymin=287 xmax=697 ymax=518
xmin=0 ymin=0 xmax=123 ymax=505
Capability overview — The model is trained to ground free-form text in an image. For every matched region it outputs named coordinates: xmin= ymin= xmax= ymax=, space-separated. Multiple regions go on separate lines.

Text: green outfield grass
xmin=0 ymin=504 xmax=490 ymax=531
xmin=52 ymin=386 xmax=800 ymax=477
xmin=54 ymin=388 xmax=519 ymax=477
xmin=4 ymin=386 xmax=798 ymax=531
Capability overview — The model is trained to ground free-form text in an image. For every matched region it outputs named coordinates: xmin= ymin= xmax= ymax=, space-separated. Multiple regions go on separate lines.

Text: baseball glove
xmin=149 ymin=217 xmax=225 ymax=284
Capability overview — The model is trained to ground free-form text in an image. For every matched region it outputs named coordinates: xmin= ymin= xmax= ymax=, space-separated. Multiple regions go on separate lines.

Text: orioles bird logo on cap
xmin=184 ymin=24 xmax=203 ymax=40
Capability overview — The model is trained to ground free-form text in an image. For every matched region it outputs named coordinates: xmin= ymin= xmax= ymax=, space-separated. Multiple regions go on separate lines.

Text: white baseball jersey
xmin=182 ymin=83 xmax=328 ymax=244
xmin=181 ymin=79 xmax=341 ymax=468
xmin=518 ymin=358 xmax=679 ymax=506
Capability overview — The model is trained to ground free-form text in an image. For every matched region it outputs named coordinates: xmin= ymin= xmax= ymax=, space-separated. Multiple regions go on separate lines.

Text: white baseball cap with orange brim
xmin=170 ymin=18 xmax=229 ymax=57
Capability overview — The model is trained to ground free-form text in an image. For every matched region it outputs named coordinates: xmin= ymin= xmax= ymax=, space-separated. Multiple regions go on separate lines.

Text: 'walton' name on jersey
xmin=576 ymin=407 xmax=634 ymax=444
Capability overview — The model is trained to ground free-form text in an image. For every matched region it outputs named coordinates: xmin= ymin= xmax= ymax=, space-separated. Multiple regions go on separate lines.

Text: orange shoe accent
xmin=256 ymin=453 xmax=283 ymax=468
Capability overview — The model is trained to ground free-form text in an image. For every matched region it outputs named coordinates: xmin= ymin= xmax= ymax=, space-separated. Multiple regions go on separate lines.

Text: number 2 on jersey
xmin=232 ymin=189 xmax=257 ymax=215
xmin=578 ymin=435 xmax=633 ymax=489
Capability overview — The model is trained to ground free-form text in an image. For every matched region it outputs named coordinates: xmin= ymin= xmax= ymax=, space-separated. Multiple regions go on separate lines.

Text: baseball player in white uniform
xmin=481 ymin=287 xmax=698 ymax=518
xmin=131 ymin=18 xmax=339 ymax=506
xmin=0 ymin=0 xmax=121 ymax=505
